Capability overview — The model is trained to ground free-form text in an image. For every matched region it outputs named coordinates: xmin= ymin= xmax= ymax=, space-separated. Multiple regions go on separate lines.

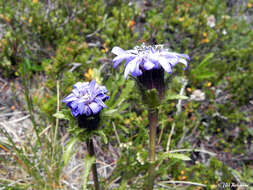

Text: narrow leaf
xmin=103 ymin=109 xmax=118 ymax=116
xmin=166 ymin=94 xmax=188 ymax=100
xmin=192 ymin=53 xmax=214 ymax=76
xmin=160 ymin=153 xmax=191 ymax=161
xmin=97 ymin=130 xmax=108 ymax=144
xmin=83 ymin=155 xmax=96 ymax=190
xmin=63 ymin=138 xmax=79 ymax=166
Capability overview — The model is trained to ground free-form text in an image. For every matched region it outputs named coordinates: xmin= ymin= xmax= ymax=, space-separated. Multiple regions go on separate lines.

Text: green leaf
xmin=53 ymin=112 xmax=66 ymax=119
xmin=53 ymin=110 xmax=71 ymax=120
xmin=111 ymin=80 xmax=135 ymax=109
xmin=63 ymin=138 xmax=79 ymax=166
xmin=195 ymin=72 xmax=216 ymax=80
xmin=247 ymin=128 xmax=253 ymax=136
xmin=96 ymin=130 xmax=108 ymax=144
xmin=118 ymin=180 xmax=127 ymax=190
xmin=82 ymin=155 xmax=96 ymax=190
xmin=191 ymin=53 xmax=216 ymax=80
xmin=192 ymin=53 xmax=214 ymax=74
xmin=231 ymin=169 xmax=243 ymax=180
xmin=118 ymin=103 xmax=130 ymax=112
xmin=118 ymin=124 xmax=130 ymax=134
xmin=160 ymin=153 xmax=191 ymax=161
xmin=103 ymin=109 xmax=118 ymax=116
xmin=142 ymin=88 xmax=161 ymax=108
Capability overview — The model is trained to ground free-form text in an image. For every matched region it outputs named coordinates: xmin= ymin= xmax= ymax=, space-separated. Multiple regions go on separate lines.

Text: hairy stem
xmin=86 ymin=138 xmax=100 ymax=190
xmin=146 ymin=109 xmax=158 ymax=190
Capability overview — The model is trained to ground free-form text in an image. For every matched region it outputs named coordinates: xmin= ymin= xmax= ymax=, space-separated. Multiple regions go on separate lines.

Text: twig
xmin=158 ymin=120 xmax=166 ymax=145
xmin=166 ymin=78 xmax=188 ymax=153
xmin=0 ymin=82 xmax=7 ymax=92
xmin=166 ymin=123 xmax=175 ymax=153
xmin=0 ymin=122 xmax=21 ymax=143
xmin=0 ymin=178 xmax=28 ymax=190
xmin=97 ymin=162 xmax=115 ymax=172
xmin=101 ymin=157 xmax=107 ymax=178
xmin=69 ymin=63 xmax=82 ymax=72
xmin=0 ymin=77 xmax=7 ymax=83
xmin=86 ymin=14 xmax=108 ymax=38
xmin=107 ymin=176 xmax=121 ymax=190
xmin=39 ymin=125 xmax=52 ymax=137
xmin=176 ymin=78 xmax=188 ymax=115
xmin=184 ymin=119 xmax=200 ymax=142
xmin=0 ymin=111 xmax=26 ymax=118
xmin=67 ymin=163 xmax=83 ymax=177
xmin=61 ymin=180 xmax=79 ymax=190
xmin=0 ymin=152 xmax=33 ymax=157
xmin=8 ymin=115 xmax=30 ymax=124
xmin=169 ymin=148 xmax=216 ymax=157
xmin=177 ymin=120 xmax=188 ymax=148
xmin=159 ymin=180 xmax=206 ymax=187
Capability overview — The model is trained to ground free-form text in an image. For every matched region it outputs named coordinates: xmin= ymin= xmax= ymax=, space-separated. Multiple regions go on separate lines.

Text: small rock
xmin=190 ymin=89 xmax=205 ymax=101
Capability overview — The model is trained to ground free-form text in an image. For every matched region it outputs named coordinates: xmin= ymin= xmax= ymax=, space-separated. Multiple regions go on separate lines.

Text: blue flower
xmin=111 ymin=44 xmax=190 ymax=79
xmin=62 ymin=80 xmax=109 ymax=117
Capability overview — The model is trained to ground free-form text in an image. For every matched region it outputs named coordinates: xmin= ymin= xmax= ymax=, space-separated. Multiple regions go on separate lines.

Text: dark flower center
xmin=137 ymin=68 xmax=165 ymax=99
xmin=77 ymin=113 xmax=100 ymax=131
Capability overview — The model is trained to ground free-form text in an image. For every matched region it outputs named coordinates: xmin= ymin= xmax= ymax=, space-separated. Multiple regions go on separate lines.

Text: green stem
xmin=146 ymin=109 xmax=158 ymax=190
xmin=86 ymin=138 xmax=100 ymax=190
xmin=53 ymin=80 xmax=60 ymax=145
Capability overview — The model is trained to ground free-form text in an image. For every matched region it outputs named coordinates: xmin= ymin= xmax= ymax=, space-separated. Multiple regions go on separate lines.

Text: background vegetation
xmin=0 ymin=0 xmax=252 ymax=189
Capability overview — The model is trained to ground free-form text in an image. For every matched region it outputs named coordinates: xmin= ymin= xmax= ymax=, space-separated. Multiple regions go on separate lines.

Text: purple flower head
xmin=111 ymin=44 xmax=190 ymax=79
xmin=62 ymin=80 xmax=109 ymax=117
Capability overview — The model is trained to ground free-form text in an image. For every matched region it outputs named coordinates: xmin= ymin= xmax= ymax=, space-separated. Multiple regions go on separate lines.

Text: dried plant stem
xmin=159 ymin=180 xmax=206 ymax=187
xmin=166 ymin=122 xmax=175 ymax=153
xmin=86 ymin=138 xmax=100 ymax=190
xmin=146 ymin=109 xmax=158 ymax=190
xmin=166 ymin=78 xmax=188 ymax=152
